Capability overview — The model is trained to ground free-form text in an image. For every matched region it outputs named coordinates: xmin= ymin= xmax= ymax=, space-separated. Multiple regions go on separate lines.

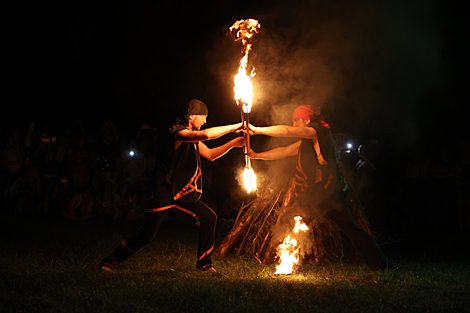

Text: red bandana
xmin=292 ymin=105 xmax=315 ymax=120
xmin=292 ymin=105 xmax=330 ymax=129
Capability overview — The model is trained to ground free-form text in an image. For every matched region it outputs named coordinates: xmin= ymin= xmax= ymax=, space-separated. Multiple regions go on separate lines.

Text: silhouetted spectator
xmin=120 ymin=139 xmax=144 ymax=193
xmin=456 ymin=143 xmax=470 ymax=234
xmin=67 ymin=138 xmax=91 ymax=192
xmin=89 ymin=119 xmax=121 ymax=190
xmin=116 ymin=182 xmax=144 ymax=220
xmin=55 ymin=134 xmax=71 ymax=167
xmin=38 ymin=136 xmax=62 ymax=216
xmin=134 ymin=178 xmax=149 ymax=214
xmin=23 ymin=122 xmax=37 ymax=151
xmin=62 ymin=186 xmax=93 ymax=220
xmin=50 ymin=176 xmax=75 ymax=217
xmin=93 ymin=180 xmax=120 ymax=219
xmin=136 ymin=125 xmax=161 ymax=179
xmin=10 ymin=166 xmax=42 ymax=216
xmin=2 ymin=130 xmax=25 ymax=194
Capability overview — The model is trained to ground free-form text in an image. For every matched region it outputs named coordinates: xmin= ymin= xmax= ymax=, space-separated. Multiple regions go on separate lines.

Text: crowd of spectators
xmin=1 ymin=117 xmax=469 ymax=237
xmin=1 ymin=118 xmax=159 ymax=221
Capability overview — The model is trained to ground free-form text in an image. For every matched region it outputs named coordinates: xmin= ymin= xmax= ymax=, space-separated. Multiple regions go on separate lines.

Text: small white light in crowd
xmin=129 ymin=151 xmax=135 ymax=156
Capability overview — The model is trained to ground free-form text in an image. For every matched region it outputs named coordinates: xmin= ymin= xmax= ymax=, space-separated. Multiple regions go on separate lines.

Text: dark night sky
xmin=2 ymin=0 xmax=468 ymax=152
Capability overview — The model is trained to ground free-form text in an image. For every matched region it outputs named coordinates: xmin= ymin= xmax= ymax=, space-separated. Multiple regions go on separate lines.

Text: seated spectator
xmin=120 ymin=139 xmax=144 ymax=193
xmin=39 ymin=138 xmax=62 ymax=216
xmin=10 ymin=166 xmax=42 ymax=216
xmin=94 ymin=180 xmax=120 ymax=219
xmin=55 ymin=134 xmax=72 ymax=171
xmin=135 ymin=125 xmax=159 ymax=179
xmin=89 ymin=119 xmax=121 ymax=190
xmin=50 ymin=176 xmax=75 ymax=217
xmin=133 ymin=178 xmax=149 ymax=213
xmin=2 ymin=130 xmax=25 ymax=214
xmin=23 ymin=122 xmax=38 ymax=152
xmin=116 ymin=182 xmax=144 ymax=220
xmin=67 ymin=138 xmax=91 ymax=192
xmin=61 ymin=186 xmax=93 ymax=220
xmin=3 ymin=129 xmax=25 ymax=179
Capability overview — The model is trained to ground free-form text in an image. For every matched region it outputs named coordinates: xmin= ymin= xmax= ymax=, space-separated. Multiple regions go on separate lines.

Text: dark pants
xmin=107 ymin=200 xmax=217 ymax=270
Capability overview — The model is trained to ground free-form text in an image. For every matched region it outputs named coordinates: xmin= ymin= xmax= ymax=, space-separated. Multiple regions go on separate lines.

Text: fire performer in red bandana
xmin=247 ymin=105 xmax=397 ymax=271
xmin=100 ymin=99 xmax=245 ymax=273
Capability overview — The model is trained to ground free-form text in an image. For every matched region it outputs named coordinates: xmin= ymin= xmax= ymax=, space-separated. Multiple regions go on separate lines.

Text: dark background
xmin=1 ymin=0 xmax=469 ymax=238
xmin=2 ymin=0 xmax=467 ymax=135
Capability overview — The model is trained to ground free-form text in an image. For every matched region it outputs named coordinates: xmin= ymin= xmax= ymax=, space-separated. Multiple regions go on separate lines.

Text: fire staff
xmin=100 ymin=99 xmax=244 ymax=272
xmin=247 ymin=105 xmax=397 ymax=271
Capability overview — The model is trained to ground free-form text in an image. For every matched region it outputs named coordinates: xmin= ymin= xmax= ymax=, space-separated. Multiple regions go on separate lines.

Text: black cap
xmin=184 ymin=99 xmax=208 ymax=116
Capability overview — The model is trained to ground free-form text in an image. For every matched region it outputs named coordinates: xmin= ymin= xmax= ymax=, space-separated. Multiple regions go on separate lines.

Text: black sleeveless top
xmin=170 ymin=126 xmax=203 ymax=203
xmin=294 ymin=122 xmax=347 ymax=206
xmin=148 ymin=125 xmax=202 ymax=208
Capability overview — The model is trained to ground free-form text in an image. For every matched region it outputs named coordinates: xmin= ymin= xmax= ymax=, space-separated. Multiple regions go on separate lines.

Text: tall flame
xmin=230 ymin=19 xmax=260 ymax=111
xmin=233 ymin=44 xmax=255 ymax=112
xmin=230 ymin=19 xmax=260 ymax=193
xmin=274 ymin=216 xmax=309 ymax=275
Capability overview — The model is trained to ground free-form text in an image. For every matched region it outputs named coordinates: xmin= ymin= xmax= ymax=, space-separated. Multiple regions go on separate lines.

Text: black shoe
xmin=199 ymin=265 xmax=217 ymax=273
xmin=100 ymin=253 xmax=119 ymax=272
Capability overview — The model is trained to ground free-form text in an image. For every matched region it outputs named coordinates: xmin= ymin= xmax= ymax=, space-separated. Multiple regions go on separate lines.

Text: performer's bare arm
xmin=175 ymin=123 xmax=243 ymax=143
xmin=199 ymin=137 xmax=245 ymax=161
xmin=249 ymin=125 xmax=317 ymax=140
xmin=248 ymin=141 xmax=301 ymax=160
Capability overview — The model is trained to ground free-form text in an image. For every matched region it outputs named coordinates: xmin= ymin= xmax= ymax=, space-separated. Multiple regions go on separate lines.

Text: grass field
xmin=0 ymin=215 xmax=469 ymax=313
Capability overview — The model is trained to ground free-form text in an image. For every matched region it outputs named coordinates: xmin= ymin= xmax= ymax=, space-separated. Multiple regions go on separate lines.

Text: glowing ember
xmin=230 ymin=19 xmax=261 ymax=193
xmin=274 ymin=216 xmax=309 ymax=275
xmin=243 ymin=167 xmax=257 ymax=193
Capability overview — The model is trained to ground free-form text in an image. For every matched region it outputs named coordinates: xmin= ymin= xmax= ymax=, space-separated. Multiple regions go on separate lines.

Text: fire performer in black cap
xmin=100 ymin=99 xmax=245 ymax=272
xmin=247 ymin=105 xmax=397 ymax=271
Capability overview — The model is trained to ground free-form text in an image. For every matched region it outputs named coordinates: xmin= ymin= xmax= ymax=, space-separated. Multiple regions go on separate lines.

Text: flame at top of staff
xmin=229 ymin=19 xmax=261 ymax=44
xmin=230 ymin=19 xmax=261 ymax=113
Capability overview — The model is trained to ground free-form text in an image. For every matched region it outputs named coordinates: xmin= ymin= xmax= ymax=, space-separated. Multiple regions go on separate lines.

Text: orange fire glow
xmin=233 ymin=44 xmax=255 ymax=113
xmin=243 ymin=167 xmax=257 ymax=193
xmin=230 ymin=19 xmax=260 ymax=193
xmin=274 ymin=216 xmax=309 ymax=275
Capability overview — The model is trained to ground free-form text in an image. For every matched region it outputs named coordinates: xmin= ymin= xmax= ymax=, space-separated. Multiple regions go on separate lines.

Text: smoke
xmin=206 ymin=0 xmax=446 ymax=146
xmin=204 ymin=0 xmax=447 ymax=220
xmin=270 ymin=214 xmax=317 ymax=261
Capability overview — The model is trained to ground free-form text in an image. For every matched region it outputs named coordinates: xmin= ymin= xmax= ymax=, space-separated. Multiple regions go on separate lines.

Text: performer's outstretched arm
xmin=176 ymin=123 xmax=243 ymax=143
xmin=199 ymin=137 xmax=245 ymax=161
xmin=249 ymin=124 xmax=317 ymax=140
xmin=247 ymin=141 xmax=301 ymax=160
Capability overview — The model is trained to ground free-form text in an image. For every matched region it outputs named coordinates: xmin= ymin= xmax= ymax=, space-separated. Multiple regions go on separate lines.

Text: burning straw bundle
xmin=216 ymin=171 xmax=375 ymax=266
